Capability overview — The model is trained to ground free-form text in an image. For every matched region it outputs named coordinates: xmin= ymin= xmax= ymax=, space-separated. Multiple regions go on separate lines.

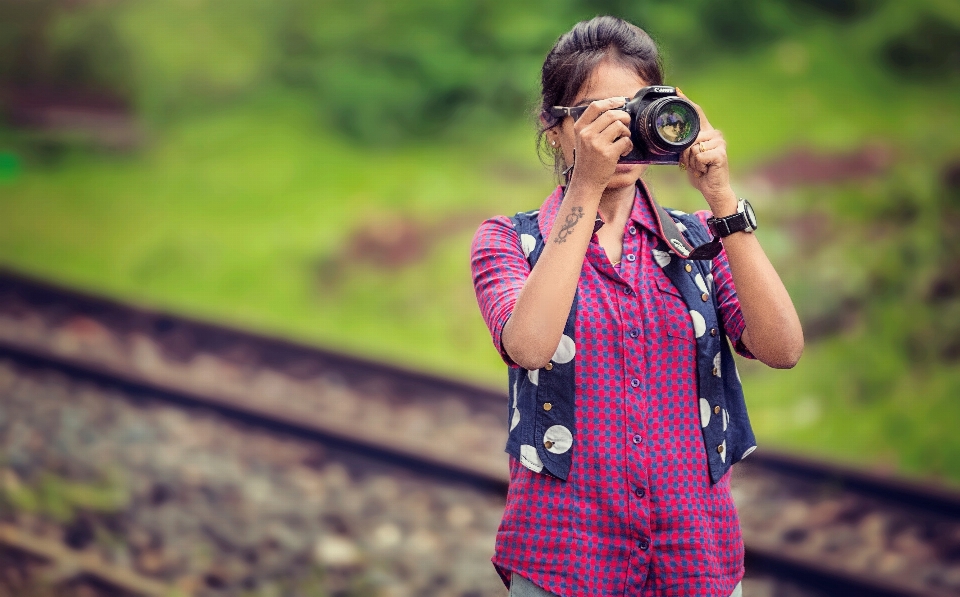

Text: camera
xmin=620 ymin=86 xmax=700 ymax=165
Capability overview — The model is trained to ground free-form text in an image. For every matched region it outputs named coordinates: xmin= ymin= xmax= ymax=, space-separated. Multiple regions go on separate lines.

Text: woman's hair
xmin=537 ymin=16 xmax=664 ymax=177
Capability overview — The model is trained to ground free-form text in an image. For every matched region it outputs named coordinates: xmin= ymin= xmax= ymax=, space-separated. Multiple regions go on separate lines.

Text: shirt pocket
xmin=654 ymin=274 xmax=695 ymax=343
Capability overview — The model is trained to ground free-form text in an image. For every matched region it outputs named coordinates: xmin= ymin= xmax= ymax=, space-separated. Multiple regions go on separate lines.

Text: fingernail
xmin=676 ymin=87 xmax=684 ymax=95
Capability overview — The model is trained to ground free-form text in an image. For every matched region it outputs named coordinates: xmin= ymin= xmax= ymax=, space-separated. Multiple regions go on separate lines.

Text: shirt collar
xmin=537 ymin=181 xmax=663 ymax=241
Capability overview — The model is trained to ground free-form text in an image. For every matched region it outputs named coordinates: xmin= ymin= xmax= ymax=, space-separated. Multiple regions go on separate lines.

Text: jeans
xmin=509 ymin=574 xmax=744 ymax=597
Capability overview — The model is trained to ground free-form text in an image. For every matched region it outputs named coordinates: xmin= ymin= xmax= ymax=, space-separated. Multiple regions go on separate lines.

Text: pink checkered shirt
xmin=471 ymin=184 xmax=753 ymax=596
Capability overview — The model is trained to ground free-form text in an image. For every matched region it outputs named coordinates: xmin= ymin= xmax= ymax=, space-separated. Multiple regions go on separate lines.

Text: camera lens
xmin=638 ymin=97 xmax=700 ymax=155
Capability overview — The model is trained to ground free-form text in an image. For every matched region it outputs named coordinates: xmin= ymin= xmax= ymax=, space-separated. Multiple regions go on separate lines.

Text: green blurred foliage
xmin=3 ymin=0 xmax=954 ymax=140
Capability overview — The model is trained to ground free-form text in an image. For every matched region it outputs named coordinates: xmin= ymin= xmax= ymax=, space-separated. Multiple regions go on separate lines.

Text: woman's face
xmin=548 ymin=59 xmax=650 ymax=190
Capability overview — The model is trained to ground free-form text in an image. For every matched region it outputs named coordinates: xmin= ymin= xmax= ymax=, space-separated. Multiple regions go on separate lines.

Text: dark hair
xmin=537 ymin=16 xmax=664 ymax=177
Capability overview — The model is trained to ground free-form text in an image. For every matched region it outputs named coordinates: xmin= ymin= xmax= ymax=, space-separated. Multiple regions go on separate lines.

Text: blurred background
xmin=0 ymin=0 xmax=959 ymax=594
xmin=3 ymin=0 xmax=960 ymax=484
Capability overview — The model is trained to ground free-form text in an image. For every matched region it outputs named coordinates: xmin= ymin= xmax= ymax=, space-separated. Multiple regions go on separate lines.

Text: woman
xmin=470 ymin=15 xmax=803 ymax=597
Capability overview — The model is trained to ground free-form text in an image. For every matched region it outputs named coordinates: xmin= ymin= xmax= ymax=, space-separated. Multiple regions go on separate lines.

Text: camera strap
xmin=647 ymin=194 xmax=723 ymax=260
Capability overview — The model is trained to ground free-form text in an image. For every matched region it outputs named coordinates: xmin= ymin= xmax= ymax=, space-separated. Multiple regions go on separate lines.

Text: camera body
xmin=620 ymin=86 xmax=701 ymax=165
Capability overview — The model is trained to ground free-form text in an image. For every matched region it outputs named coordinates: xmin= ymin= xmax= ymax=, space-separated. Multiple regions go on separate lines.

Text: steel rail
xmin=4 ymin=268 xmax=959 ymax=510
xmin=3 ymin=268 xmax=960 ymax=597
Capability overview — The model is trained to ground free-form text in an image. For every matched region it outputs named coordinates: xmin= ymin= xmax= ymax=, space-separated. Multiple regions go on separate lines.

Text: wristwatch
xmin=707 ymin=198 xmax=757 ymax=237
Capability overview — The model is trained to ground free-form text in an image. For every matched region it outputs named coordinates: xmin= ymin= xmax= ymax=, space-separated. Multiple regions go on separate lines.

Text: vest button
xmin=717 ymin=444 xmax=725 ymax=454
xmin=544 ymin=440 xmax=554 ymax=449
xmin=713 ymin=405 xmax=721 ymax=415
xmin=710 ymin=328 xmax=718 ymax=337
xmin=712 ymin=367 xmax=719 ymax=377
xmin=543 ymin=402 xmax=552 ymax=411
xmin=544 ymin=362 xmax=553 ymax=371
xmin=701 ymin=293 xmax=709 ymax=302
xmin=685 ymin=264 xmax=692 ymax=272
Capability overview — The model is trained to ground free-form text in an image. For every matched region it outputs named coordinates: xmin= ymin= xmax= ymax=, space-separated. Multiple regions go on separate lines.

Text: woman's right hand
xmin=568 ymin=97 xmax=634 ymax=191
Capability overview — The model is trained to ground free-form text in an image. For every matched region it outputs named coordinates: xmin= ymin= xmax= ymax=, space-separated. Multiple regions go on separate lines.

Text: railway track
xmin=0 ymin=268 xmax=959 ymax=596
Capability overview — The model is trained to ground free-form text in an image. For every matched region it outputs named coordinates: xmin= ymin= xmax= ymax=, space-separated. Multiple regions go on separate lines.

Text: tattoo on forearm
xmin=555 ymin=206 xmax=584 ymax=244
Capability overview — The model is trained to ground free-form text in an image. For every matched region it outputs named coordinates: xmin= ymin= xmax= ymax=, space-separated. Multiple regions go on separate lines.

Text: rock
xmin=371 ymin=523 xmax=403 ymax=550
xmin=313 ymin=535 xmax=362 ymax=568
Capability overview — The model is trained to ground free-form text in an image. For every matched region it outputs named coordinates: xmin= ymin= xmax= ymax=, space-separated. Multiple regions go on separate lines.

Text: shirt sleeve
xmin=695 ymin=211 xmax=755 ymax=360
xmin=470 ymin=215 xmax=531 ymax=367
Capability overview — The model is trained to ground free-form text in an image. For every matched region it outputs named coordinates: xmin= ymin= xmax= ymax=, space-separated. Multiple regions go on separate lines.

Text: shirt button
xmin=638 ymin=538 xmax=650 ymax=551
xmin=629 ymin=329 xmax=639 ymax=339
xmin=628 ymin=226 xmax=637 ymax=235
xmin=713 ymin=405 xmax=721 ymax=415
xmin=632 ymin=434 xmax=642 ymax=445
xmin=701 ymin=293 xmax=709 ymax=302
xmin=625 ymin=254 xmax=636 ymax=262
xmin=685 ymin=264 xmax=692 ymax=272
xmin=630 ymin=378 xmax=640 ymax=388
xmin=544 ymin=362 xmax=553 ymax=371
xmin=710 ymin=328 xmax=718 ymax=337
xmin=543 ymin=402 xmax=552 ymax=411
xmin=634 ymin=487 xmax=646 ymax=498
xmin=623 ymin=286 xmax=633 ymax=295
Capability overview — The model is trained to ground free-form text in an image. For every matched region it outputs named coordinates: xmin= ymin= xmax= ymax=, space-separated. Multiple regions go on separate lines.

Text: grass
xmin=0 ymin=90 xmax=552 ymax=381
xmin=1 ymin=29 xmax=959 ymax=484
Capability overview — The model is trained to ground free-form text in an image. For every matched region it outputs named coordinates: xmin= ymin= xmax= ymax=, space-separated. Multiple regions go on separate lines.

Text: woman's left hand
xmin=677 ymin=90 xmax=737 ymax=213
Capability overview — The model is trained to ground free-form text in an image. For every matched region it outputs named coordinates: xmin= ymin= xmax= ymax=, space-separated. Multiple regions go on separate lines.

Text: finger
xmin=615 ymin=135 xmax=634 ymax=158
xmin=694 ymin=134 xmax=726 ymax=159
xmin=692 ymin=146 xmax=727 ymax=175
xmin=680 ymin=130 xmax=709 ymax=164
xmin=681 ymin=142 xmax=699 ymax=172
xmin=576 ymin=96 xmax=628 ymax=127
xmin=694 ymin=128 xmax=724 ymax=147
xmin=675 ymin=88 xmax=713 ymax=132
xmin=597 ymin=119 xmax=631 ymax=145
xmin=579 ymin=106 xmax=631 ymax=138
xmin=684 ymin=130 xmax=724 ymax=168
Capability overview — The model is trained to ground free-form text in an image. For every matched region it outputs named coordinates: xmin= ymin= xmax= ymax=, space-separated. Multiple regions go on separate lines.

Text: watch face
xmin=742 ymin=200 xmax=757 ymax=230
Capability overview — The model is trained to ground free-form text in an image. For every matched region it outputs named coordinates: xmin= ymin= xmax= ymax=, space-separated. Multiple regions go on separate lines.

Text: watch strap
xmin=708 ymin=199 xmax=754 ymax=238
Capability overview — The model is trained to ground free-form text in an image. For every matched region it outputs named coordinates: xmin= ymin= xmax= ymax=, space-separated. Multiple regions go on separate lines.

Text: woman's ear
xmin=545 ymin=128 xmax=560 ymax=149
xmin=540 ymin=113 xmax=560 ymax=147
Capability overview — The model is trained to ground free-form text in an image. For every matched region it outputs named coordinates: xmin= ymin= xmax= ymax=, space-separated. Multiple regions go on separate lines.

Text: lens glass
xmin=654 ymin=102 xmax=697 ymax=145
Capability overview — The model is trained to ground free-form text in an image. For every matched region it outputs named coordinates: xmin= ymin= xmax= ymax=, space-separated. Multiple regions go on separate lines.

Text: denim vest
xmin=506 ymin=206 xmax=757 ymax=484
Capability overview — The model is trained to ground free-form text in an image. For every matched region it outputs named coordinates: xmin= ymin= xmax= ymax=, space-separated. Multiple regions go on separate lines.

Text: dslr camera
xmin=620 ymin=86 xmax=700 ymax=165
xmin=549 ymin=86 xmax=701 ymax=165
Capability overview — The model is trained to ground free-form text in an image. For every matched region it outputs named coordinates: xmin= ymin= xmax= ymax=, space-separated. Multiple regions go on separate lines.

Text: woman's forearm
xmin=502 ymin=182 xmax=603 ymax=370
xmin=720 ymin=223 xmax=804 ymax=369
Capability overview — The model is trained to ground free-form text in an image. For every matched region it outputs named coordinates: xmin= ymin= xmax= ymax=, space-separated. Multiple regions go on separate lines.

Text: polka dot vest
xmin=505 ymin=189 xmax=757 ymax=484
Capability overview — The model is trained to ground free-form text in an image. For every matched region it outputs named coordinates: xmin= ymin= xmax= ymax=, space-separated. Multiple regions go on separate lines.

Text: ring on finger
xmin=698 ymin=141 xmax=706 ymax=154
xmin=679 ymin=162 xmax=687 ymax=171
